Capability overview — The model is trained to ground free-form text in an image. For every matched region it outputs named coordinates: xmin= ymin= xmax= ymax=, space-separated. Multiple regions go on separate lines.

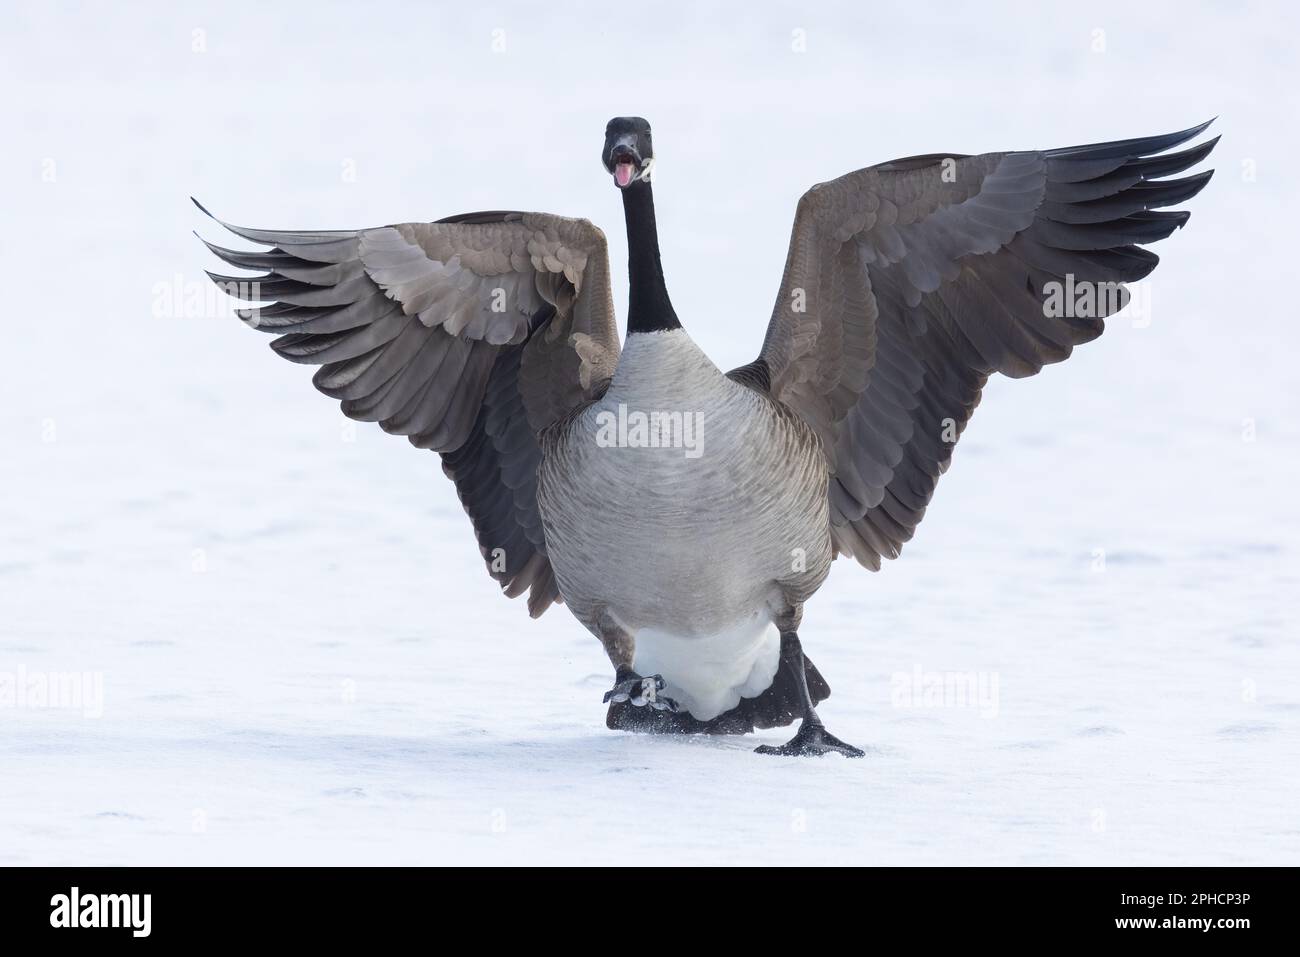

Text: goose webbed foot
xmin=602 ymin=671 xmax=678 ymax=712
xmin=755 ymin=716 xmax=865 ymax=758
xmin=754 ymin=629 xmax=864 ymax=757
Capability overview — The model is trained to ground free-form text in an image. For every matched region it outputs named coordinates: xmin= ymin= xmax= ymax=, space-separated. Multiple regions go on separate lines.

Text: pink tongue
xmin=614 ymin=161 xmax=635 ymax=187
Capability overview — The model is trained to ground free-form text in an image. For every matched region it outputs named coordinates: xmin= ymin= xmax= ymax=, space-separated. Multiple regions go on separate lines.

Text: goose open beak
xmin=609 ymin=140 xmax=643 ymax=189
xmin=614 ymin=160 xmax=637 ymax=188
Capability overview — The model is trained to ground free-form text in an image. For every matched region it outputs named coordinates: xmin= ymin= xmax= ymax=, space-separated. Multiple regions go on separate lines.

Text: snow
xmin=2 ymin=0 xmax=1297 ymax=865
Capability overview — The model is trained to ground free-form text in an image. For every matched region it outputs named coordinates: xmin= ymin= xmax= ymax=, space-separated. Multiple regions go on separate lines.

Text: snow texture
xmin=1 ymin=0 xmax=1297 ymax=865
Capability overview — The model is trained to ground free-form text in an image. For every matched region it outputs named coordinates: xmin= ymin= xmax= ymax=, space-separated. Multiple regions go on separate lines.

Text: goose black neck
xmin=621 ymin=180 xmax=680 ymax=334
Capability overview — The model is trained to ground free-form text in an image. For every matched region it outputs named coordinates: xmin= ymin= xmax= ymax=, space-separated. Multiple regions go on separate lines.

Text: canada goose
xmin=198 ymin=115 xmax=1216 ymax=757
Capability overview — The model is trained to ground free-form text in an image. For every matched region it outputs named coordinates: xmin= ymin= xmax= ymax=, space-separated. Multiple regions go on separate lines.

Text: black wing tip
xmin=192 ymin=197 xmax=247 ymax=249
xmin=192 ymin=199 xmax=216 ymax=248
xmin=1182 ymin=167 xmax=1215 ymax=195
xmin=196 ymin=233 xmax=288 ymax=267
xmin=1175 ymin=167 xmax=1215 ymax=208
xmin=190 ymin=198 xmax=279 ymax=247
xmin=1154 ymin=117 xmax=1217 ymax=149
xmin=195 ymin=232 xmax=229 ymax=265
xmin=204 ymin=268 xmax=273 ymax=284
xmin=1049 ymin=117 xmax=1219 ymax=162
xmin=1184 ymin=124 xmax=1221 ymax=163
xmin=1150 ymin=116 xmax=1218 ymax=151
xmin=204 ymin=270 xmax=279 ymax=307
xmin=195 ymin=233 xmax=230 ymax=257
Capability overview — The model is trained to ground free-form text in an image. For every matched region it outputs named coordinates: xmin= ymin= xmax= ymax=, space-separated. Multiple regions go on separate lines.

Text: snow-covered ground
xmin=2 ymin=1 xmax=1297 ymax=865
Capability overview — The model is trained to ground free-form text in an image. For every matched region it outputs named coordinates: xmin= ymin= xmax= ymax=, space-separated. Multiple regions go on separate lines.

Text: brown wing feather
xmin=737 ymin=121 xmax=1217 ymax=570
xmin=198 ymin=202 xmax=619 ymax=615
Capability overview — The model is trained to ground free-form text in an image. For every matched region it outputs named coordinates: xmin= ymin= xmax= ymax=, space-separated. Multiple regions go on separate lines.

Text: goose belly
xmin=535 ymin=330 xmax=832 ymax=720
xmin=540 ymin=441 xmax=823 ymax=718
xmin=542 ymin=460 xmax=801 ymax=718
xmin=635 ymin=617 xmax=781 ymax=720
xmin=549 ymin=450 xmax=796 ymax=627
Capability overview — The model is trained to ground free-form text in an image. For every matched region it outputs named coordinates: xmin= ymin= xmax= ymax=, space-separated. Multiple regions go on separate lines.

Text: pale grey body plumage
xmin=537 ymin=329 xmax=830 ymax=716
xmin=197 ymin=117 xmax=1216 ymax=738
xmin=540 ymin=330 xmax=831 ymax=636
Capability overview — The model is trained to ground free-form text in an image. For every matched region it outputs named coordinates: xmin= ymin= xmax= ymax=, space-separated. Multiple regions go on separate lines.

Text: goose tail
xmin=605 ymin=654 xmax=830 ymax=735
xmin=743 ymin=652 xmax=831 ymax=731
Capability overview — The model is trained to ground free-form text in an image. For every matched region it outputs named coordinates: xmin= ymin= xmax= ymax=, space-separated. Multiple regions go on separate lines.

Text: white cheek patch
xmin=638 ymin=157 xmax=655 ymax=182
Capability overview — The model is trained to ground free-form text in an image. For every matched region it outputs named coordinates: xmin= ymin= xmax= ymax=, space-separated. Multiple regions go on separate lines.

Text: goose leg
xmin=603 ymin=667 xmax=679 ymax=712
xmin=755 ymin=632 xmax=864 ymax=758
xmin=593 ymin=610 xmax=679 ymax=715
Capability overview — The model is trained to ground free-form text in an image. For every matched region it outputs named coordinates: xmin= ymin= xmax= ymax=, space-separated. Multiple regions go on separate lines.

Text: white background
xmin=1 ymin=0 xmax=1296 ymax=865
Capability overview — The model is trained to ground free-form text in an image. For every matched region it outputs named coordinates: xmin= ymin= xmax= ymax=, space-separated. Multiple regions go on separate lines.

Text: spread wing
xmin=198 ymin=202 xmax=619 ymax=615
xmin=736 ymin=120 xmax=1217 ymax=569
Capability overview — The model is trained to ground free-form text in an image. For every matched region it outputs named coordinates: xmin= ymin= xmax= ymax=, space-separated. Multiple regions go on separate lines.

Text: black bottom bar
xmin=0 ymin=866 xmax=1289 ymax=944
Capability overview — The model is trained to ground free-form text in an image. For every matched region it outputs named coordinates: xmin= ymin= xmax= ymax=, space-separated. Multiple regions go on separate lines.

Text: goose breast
xmin=536 ymin=330 xmax=832 ymax=714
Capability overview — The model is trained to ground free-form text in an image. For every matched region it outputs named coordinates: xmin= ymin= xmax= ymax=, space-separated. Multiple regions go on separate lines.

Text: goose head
xmin=603 ymin=116 xmax=654 ymax=189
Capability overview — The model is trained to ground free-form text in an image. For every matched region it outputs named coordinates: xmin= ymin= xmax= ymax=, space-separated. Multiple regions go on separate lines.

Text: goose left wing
xmin=732 ymin=120 xmax=1217 ymax=569
xmin=198 ymin=203 xmax=619 ymax=616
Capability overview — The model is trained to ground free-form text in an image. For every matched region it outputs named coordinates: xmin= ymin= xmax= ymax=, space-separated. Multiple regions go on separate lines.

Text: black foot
xmin=602 ymin=673 xmax=678 ymax=713
xmin=755 ymin=720 xmax=865 ymax=758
